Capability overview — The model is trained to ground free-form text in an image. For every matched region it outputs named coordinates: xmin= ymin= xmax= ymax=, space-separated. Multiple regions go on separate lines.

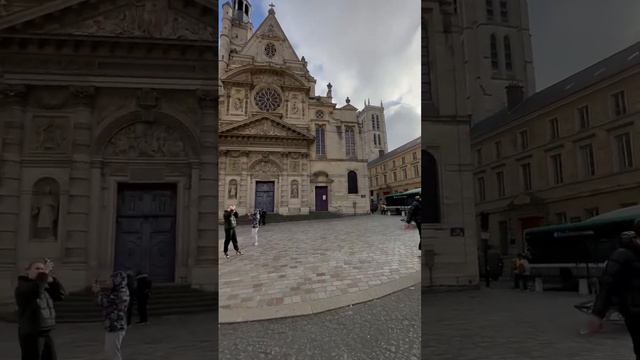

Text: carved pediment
xmin=104 ymin=122 xmax=187 ymax=158
xmin=6 ymin=0 xmax=214 ymax=41
xmin=221 ymin=118 xmax=312 ymax=140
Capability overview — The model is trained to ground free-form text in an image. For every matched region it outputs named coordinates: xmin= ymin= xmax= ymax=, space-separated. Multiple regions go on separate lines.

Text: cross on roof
xmin=269 ymin=2 xmax=275 ymax=9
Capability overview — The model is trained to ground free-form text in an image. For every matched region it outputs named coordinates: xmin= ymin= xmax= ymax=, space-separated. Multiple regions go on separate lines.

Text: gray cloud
xmin=529 ymin=0 xmax=640 ymax=90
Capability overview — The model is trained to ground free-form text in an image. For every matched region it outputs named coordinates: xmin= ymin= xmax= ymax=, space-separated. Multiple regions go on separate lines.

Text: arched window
xmin=486 ymin=0 xmax=494 ymax=20
xmin=490 ymin=34 xmax=499 ymax=70
xmin=371 ymin=118 xmax=375 ymax=129
xmin=347 ymin=171 xmax=358 ymax=194
xmin=422 ymin=150 xmax=441 ymax=223
xmin=504 ymin=35 xmax=513 ymax=71
xmin=373 ymin=133 xmax=377 ymax=146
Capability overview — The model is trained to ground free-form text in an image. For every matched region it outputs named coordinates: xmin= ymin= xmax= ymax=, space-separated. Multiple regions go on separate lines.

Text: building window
xmin=392 ymin=160 xmax=396 ymax=168
xmin=496 ymin=171 xmax=505 ymax=197
xmin=518 ymin=129 xmax=529 ymax=151
xmin=495 ymin=141 xmax=502 ymax=159
xmin=345 ymin=126 xmax=356 ymax=158
xmin=585 ymin=207 xmax=599 ymax=219
xmin=315 ymin=125 xmax=326 ymax=156
xmin=377 ymin=134 xmax=382 ymax=147
xmin=413 ymin=165 xmax=419 ymax=178
xmin=477 ymin=177 xmax=486 ymax=201
xmin=412 ymin=152 xmax=417 ymax=161
xmin=500 ymin=0 xmax=508 ymax=22
xmin=393 ymin=172 xmax=397 ymax=182
xmin=486 ymin=0 xmax=494 ymax=20
xmin=579 ymin=144 xmax=596 ymax=177
xmin=490 ymin=34 xmax=498 ymax=70
xmin=375 ymin=176 xmax=379 ymax=186
xmin=521 ymin=163 xmax=532 ymax=191
xmin=550 ymin=154 xmax=564 ymax=185
xmin=476 ymin=148 xmax=483 ymax=165
xmin=577 ymin=105 xmax=590 ymax=129
xmin=555 ymin=212 xmax=567 ymax=224
xmin=347 ymin=171 xmax=358 ymax=194
xmin=402 ymin=156 xmax=406 ymax=165
xmin=615 ymin=133 xmax=633 ymax=170
xmin=504 ymin=35 xmax=512 ymax=71
xmin=371 ymin=118 xmax=375 ymax=129
xmin=383 ymin=174 xmax=387 ymax=184
xmin=402 ymin=168 xmax=407 ymax=180
xmin=549 ymin=117 xmax=559 ymax=140
xmin=373 ymin=133 xmax=377 ymax=146
xmin=611 ymin=91 xmax=627 ymax=117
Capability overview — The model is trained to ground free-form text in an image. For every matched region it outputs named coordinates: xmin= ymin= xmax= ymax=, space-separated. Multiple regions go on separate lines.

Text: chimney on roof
xmin=506 ymin=83 xmax=524 ymax=111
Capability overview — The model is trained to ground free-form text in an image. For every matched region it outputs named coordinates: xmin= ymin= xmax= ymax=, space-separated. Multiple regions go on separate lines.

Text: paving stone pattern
xmin=219 ymin=215 xmax=420 ymax=313
xmin=0 ymin=313 xmax=216 ymax=360
xmin=424 ymin=287 xmax=635 ymax=360
xmin=219 ymin=286 xmax=421 ymax=360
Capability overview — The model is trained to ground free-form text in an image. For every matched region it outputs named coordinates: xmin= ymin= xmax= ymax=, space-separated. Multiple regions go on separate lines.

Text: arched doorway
xmin=422 ymin=150 xmax=440 ymax=223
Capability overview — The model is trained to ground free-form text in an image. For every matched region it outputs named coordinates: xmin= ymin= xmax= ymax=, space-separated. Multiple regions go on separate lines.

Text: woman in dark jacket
xmin=93 ymin=271 xmax=130 ymax=360
xmin=15 ymin=259 xmax=65 ymax=360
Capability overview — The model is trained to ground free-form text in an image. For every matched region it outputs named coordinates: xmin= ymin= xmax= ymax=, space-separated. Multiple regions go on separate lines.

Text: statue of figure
xmin=291 ymin=181 xmax=299 ymax=199
xmin=31 ymin=184 xmax=59 ymax=241
xmin=228 ymin=180 xmax=238 ymax=199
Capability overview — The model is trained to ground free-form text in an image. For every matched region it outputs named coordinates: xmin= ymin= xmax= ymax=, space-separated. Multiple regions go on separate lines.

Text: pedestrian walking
xmin=15 ymin=258 xmax=65 ymax=360
xmin=589 ymin=220 xmax=640 ymax=359
xmin=224 ymin=204 xmax=242 ymax=258
xmin=135 ymin=271 xmax=151 ymax=324
xmin=250 ymin=209 xmax=260 ymax=246
xmin=93 ymin=271 xmax=129 ymax=360
xmin=125 ymin=271 xmax=136 ymax=326
xmin=260 ymin=209 xmax=267 ymax=226
xmin=405 ymin=196 xmax=422 ymax=250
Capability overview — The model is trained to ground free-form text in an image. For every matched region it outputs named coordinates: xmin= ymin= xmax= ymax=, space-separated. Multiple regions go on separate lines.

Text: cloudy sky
xmin=529 ymin=0 xmax=640 ymax=90
xmin=219 ymin=0 xmax=421 ymax=151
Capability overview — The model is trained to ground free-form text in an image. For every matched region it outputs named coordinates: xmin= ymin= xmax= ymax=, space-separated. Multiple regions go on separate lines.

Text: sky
xmin=219 ymin=0 xmax=421 ymax=151
xmin=529 ymin=0 xmax=640 ymax=91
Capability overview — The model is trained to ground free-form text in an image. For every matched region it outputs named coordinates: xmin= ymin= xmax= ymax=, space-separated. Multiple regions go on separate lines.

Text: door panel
xmin=115 ymin=184 xmax=176 ymax=283
xmin=255 ymin=181 xmax=275 ymax=212
xmin=315 ymin=186 xmax=328 ymax=211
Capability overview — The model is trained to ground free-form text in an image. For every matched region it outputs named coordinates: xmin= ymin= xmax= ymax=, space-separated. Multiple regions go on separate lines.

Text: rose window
xmin=264 ymin=42 xmax=276 ymax=58
xmin=254 ymin=87 xmax=282 ymax=112
xmin=315 ymin=110 xmax=325 ymax=119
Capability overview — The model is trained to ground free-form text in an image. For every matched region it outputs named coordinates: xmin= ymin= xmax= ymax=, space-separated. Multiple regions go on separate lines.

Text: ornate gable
xmin=0 ymin=0 xmax=214 ymax=41
xmin=221 ymin=117 xmax=312 ymax=141
xmin=238 ymin=9 xmax=300 ymax=63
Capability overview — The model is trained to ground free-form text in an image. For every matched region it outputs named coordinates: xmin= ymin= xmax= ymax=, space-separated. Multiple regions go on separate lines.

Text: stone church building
xmin=422 ymin=0 xmax=534 ymax=286
xmin=0 ymin=0 xmax=217 ymax=302
xmin=218 ymin=1 xmax=373 ymax=217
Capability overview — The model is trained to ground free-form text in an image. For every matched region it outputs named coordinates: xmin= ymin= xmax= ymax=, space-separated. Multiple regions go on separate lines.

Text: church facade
xmin=218 ymin=1 xmax=373 ymax=217
xmin=0 ymin=0 xmax=217 ymax=303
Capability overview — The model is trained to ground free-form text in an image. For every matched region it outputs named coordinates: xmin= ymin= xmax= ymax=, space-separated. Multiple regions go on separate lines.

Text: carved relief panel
xmin=287 ymin=92 xmax=302 ymax=119
xmin=104 ymin=122 xmax=187 ymax=158
xmin=229 ymin=88 xmax=246 ymax=115
xmin=27 ymin=115 xmax=71 ymax=154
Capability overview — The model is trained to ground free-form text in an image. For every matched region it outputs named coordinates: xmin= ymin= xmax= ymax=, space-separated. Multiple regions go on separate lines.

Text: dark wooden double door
xmin=115 ymin=184 xmax=177 ymax=283
xmin=255 ymin=181 xmax=275 ymax=213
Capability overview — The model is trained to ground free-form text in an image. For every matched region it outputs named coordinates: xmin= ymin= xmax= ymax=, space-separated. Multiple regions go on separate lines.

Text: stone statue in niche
xmin=232 ymin=98 xmax=243 ymax=112
xmin=228 ymin=180 xmax=238 ymax=199
xmin=31 ymin=179 xmax=60 ymax=241
xmin=290 ymin=181 xmax=299 ymax=199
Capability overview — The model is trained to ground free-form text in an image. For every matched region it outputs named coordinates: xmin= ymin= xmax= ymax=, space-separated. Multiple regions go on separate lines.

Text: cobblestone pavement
xmin=0 ymin=313 xmax=216 ymax=360
xmin=219 ymin=285 xmax=420 ymax=360
xmin=424 ymin=286 xmax=634 ymax=359
xmin=219 ymin=215 xmax=420 ymax=321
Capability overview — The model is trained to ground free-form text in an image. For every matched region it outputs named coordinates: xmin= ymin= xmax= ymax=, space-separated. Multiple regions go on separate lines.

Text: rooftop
xmin=471 ymin=40 xmax=640 ymax=140
xmin=368 ymin=136 xmax=421 ymax=168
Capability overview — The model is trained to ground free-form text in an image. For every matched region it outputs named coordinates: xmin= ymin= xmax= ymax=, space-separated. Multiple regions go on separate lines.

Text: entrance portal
xmin=315 ymin=186 xmax=328 ymax=211
xmin=114 ymin=183 xmax=177 ymax=283
xmin=255 ymin=181 xmax=275 ymax=213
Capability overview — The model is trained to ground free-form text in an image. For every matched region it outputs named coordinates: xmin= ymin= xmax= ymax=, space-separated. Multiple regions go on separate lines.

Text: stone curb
xmin=219 ymin=271 xmax=420 ymax=323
